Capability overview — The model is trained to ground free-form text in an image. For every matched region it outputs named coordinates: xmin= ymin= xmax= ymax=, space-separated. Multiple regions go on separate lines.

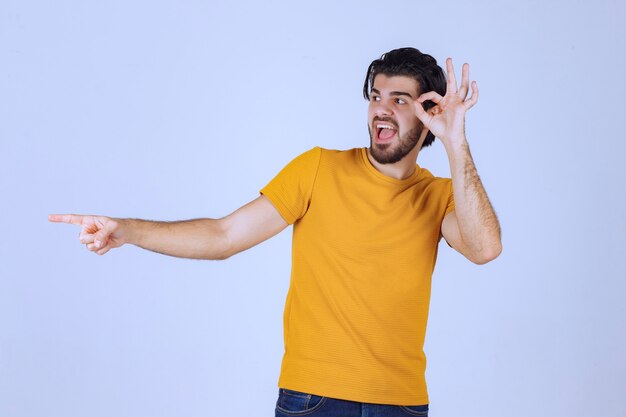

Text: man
xmin=49 ymin=47 xmax=502 ymax=416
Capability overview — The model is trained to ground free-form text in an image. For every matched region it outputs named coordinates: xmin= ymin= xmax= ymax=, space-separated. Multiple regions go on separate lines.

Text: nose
xmin=372 ymin=100 xmax=393 ymax=117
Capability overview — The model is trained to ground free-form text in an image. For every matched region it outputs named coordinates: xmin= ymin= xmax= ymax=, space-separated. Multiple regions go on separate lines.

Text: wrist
xmin=443 ymin=134 xmax=468 ymax=154
xmin=116 ymin=218 xmax=138 ymax=246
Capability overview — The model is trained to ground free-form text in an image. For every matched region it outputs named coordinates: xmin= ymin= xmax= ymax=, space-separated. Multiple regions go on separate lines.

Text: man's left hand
xmin=414 ymin=57 xmax=478 ymax=147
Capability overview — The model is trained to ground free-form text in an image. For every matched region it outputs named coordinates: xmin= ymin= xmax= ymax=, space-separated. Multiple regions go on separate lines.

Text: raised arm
xmin=414 ymin=58 xmax=502 ymax=264
xmin=48 ymin=195 xmax=288 ymax=259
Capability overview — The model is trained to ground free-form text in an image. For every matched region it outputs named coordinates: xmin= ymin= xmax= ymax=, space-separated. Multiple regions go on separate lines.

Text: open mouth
xmin=375 ymin=122 xmax=397 ymax=144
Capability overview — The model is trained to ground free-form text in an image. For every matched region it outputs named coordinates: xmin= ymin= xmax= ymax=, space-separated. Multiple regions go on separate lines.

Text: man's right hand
xmin=48 ymin=214 xmax=127 ymax=256
xmin=48 ymin=196 xmax=289 ymax=260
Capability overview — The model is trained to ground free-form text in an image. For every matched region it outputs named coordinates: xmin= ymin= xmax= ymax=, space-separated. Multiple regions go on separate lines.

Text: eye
xmin=395 ymin=98 xmax=406 ymax=105
xmin=371 ymin=95 xmax=380 ymax=102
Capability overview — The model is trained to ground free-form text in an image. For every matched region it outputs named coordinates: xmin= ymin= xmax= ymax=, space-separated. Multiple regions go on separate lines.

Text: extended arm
xmin=48 ymin=195 xmax=288 ymax=259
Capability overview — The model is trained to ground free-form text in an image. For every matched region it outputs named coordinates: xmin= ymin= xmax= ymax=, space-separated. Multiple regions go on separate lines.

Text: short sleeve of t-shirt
xmin=444 ymin=179 xmax=455 ymax=216
xmin=442 ymin=179 xmax=456 ymax=246
xmin=260 ymin=147 xmax=322 ymax=225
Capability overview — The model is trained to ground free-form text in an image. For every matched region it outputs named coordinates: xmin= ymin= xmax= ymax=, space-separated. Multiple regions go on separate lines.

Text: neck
xmin=366 ymin=145 xmax=420 ymax=180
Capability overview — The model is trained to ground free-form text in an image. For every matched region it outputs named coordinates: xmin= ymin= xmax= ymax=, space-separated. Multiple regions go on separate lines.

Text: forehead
xmin=372 ymin=74 xmax=420 ymax=94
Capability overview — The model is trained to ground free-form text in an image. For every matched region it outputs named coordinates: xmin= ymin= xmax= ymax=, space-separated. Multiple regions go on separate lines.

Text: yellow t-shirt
xmin=260 ymin=147 xmax=455 ymax=406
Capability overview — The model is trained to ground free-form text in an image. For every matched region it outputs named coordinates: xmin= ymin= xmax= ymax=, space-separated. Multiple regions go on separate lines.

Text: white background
xmin=1 ymin=1 xmax=625 ymax=416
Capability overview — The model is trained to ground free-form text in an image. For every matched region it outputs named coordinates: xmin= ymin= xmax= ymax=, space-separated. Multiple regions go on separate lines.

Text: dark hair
xmin=363 ymin=47 xmax=446 ymax=148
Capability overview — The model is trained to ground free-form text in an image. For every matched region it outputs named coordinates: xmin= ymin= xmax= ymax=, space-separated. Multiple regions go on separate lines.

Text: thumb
xmin=93 ymin=219 xmax=117 ymax=249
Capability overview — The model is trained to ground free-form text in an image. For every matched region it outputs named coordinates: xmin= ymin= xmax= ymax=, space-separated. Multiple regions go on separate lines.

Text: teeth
xmin=376 ymin=124 xmax=396 ymax=130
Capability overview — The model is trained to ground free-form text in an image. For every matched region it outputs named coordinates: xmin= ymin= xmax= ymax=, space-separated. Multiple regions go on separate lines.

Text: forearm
xmin=446 ymin=137 xmax=502 ymax=260
xmin=120 ymin=217 xmax=231 ymax=260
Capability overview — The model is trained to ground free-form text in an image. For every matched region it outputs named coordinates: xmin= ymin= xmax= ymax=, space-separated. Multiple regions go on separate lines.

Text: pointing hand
xmin=48 ymin=214 xmax=127 ymax=255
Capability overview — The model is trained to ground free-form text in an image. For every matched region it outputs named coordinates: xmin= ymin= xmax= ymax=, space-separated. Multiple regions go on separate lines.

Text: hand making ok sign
xmin=414 ymin=57 xmax=479 ymax=147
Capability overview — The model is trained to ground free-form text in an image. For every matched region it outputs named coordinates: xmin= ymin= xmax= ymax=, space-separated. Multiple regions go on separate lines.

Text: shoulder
xmin=274 ymin=146 xmax=360 ymax=173
xmin=417 ymin=167 xmax=452 ymax=190
xmin=281 ymin=146 xmax=323 ymax=169
xmin=316 ymin=147 xmax=364 ymax=165
xmin=317 ymin=147 xmax=360 ymax=156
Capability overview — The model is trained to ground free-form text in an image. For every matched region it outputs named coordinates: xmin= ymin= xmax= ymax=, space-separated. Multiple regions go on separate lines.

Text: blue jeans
xmin=275 ymin=388 xmax=429 ymax=416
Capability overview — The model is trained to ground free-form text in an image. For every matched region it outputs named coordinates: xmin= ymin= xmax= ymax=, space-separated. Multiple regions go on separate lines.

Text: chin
xmin=370 ymin=143 xmax=404 ymax=164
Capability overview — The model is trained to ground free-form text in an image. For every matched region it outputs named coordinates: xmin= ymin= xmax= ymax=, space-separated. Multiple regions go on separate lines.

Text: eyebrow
xmin=371 ymin=88 xmax=414 ymax=99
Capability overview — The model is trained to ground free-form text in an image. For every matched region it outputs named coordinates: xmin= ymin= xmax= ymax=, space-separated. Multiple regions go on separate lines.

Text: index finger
xmin=48 ymin=214 xmax=84 ymax=225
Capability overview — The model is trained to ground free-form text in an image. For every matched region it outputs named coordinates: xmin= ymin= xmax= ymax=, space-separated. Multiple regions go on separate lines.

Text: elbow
xmin=216 ymin=245 xmax=244 ymax=261
xmin=212 ymin=251 xmax=232 ymax=261
xmin=215 ymin=240 xmax=242 ymax=260
xmin=204 ymin=218 xmax=235 ymax=261
xmin=471 ymin=241 xmax=502 ymax=265
xmin=201 ymin=248 xmax=232 ymax=261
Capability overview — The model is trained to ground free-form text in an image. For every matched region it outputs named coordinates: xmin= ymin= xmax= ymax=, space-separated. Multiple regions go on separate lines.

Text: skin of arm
xmin=415 ymin=58 xmax=502 ymax=264
xmin=441 ymin=138 xmax=502 ymax=264
xmin=48 ymin=195 xmax=288 ymax=260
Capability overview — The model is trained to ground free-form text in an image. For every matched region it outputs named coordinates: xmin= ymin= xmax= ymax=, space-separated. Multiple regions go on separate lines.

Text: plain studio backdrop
xmin=1 ymin=1 xmax=625 ymax=416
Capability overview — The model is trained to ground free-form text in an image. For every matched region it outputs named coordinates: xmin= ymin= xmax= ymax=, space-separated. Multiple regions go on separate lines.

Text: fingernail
xmin=95 ymin=240 xmax=101 ymax=248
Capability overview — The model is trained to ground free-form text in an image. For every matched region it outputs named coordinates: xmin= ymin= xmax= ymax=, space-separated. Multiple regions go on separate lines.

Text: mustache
xmin=372 ymin=117 xmax=398 ymax=129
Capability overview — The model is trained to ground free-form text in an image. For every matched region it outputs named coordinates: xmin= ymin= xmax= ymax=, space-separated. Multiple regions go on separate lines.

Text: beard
xmin=368 ymin=122 xmax=423 ymax=165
